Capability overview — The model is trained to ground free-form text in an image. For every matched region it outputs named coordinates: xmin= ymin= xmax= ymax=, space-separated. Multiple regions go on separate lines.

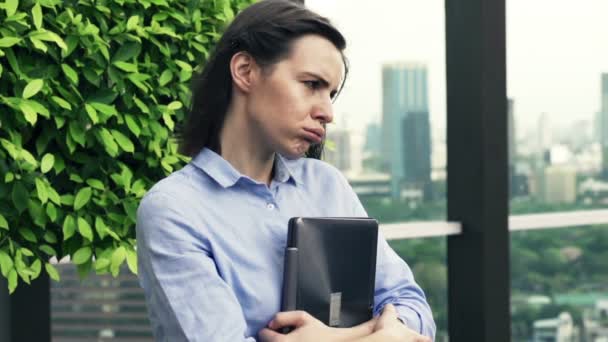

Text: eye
xmin=303 ymin=80 xmax=322 ymax=90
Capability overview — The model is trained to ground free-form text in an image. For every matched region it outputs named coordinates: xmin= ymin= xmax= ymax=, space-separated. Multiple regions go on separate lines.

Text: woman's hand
xmin=258 ymin=310 xmax=376 ymax=342
xmin=367 ymin=304 xmax=431 ymax=342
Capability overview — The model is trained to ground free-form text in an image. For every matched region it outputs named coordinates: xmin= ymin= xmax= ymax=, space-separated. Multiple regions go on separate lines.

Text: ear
xmin=230 ymin=51 xmax=259 ymax=93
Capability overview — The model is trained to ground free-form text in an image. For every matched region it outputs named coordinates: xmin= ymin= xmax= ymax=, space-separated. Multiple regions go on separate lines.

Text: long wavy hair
xmin=177 ymin=0 xmax=348 ymax=159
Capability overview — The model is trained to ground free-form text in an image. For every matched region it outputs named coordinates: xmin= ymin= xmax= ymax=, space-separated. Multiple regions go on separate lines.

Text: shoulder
xmin=288 ymin=157 xmax=349 ymax=185
xmin=284 ymin=157 xmax=353 ymax=195
xmin=138 ymin=164 xmax=211 ymax=214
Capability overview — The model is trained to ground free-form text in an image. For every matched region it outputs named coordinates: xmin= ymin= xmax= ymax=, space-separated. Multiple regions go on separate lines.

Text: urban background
xmin=10 ymin=0 xmax=608 ymax=341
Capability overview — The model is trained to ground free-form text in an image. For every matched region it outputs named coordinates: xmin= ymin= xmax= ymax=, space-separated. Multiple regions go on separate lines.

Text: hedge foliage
xmin=0 ymin=0 xmax=254 ymax=292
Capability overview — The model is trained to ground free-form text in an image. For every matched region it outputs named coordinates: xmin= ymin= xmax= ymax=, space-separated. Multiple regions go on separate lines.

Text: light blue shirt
xmin=136 ymin=148 xmax=436 ymax=341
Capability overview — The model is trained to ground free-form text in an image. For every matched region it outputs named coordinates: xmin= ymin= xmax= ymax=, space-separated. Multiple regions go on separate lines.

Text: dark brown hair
xmin=178 ymin=0 xmax=347 ymax=159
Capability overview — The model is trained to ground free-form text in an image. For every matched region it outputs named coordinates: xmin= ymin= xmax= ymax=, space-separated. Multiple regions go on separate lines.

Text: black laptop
xmin=281 ymin=217 xmax=378 ymax=328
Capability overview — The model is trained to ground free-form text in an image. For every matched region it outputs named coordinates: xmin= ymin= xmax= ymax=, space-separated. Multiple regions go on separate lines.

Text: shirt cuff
xmin=395 ymin=305 xmax=423 ymax=335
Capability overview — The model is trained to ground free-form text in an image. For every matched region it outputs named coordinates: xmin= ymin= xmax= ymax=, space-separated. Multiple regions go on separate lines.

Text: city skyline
xmin=306 ymin=0 xmax=608 ymax=141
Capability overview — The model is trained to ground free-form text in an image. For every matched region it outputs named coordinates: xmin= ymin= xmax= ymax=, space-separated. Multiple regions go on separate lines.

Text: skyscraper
xmin=600 ymin=73 xmax=608 ymax=179
xmin=323 ymin=128 xmax=351 ymax=172
xmin=381 ymin=62 xmax=431 ymax=199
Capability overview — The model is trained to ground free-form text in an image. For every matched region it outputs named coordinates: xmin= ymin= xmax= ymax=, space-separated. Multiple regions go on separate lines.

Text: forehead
xmin=281 ymin=35 xmax=344 ymax=88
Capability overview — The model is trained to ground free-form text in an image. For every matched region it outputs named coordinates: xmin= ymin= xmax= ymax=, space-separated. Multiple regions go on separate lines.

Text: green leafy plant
xmin=0 ymin=0 xmax=253 ymax=293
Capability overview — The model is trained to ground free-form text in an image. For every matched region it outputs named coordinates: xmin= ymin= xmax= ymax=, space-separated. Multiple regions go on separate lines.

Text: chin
xmin=278 ymin=144 xmax=309 ymax=160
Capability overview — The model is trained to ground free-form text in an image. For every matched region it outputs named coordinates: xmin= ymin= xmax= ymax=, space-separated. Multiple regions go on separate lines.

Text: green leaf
xmin=30 ymin=259 xmax=42 ymax=279
xmin=90 ymin=102 xmax=117 ymax=116
xmin=35 ymin=178 xmax=48 ymax=204
xmin=95 ymin=217 xmax=107 ymax=239
xmin=30 ymin=37 xmax=47 ymax=52
xmin=20 ymin=248 xmax=33 ymax=257
xmin=30 ymin=29 xmax=67 ymax=50
xmin=19 ymin=149 xmax=38 ymax=168
xmin=94 ymin=257 xmax=110 ymax=271
xmin=22 ymin=79 xmax=44 ymax=99
xmin=77 ymin=217 xmax=93 ymax=242
xmin=72 ymin=246 xmax=92 ymax=265
xmin=19 ymin=228 xmax=37 ymax=243
xmin=0 ymin=37 xmax=21 ymax=48
xmin=112 ymin=42 xmax=141 ymax=62
xmin=45 ymin=202 xmax=57 ymax=222
xmin=39 ymin=244 xmax=56 ymax=256
xmin=62 ymin=215 xmax=76 ymax=240
xmin=126 ymin=15 xmax=139 ymax=31
xmin=47 ymin=185 xmax=61 ymax=205
xmin=11 ymin=182 xmax=29 ymax=213
xmin=28 ymin=200 xmax=46 ymax=228
xmin=0 ymin=214 xmax=8 ymax=230
xmin=113 ymin=61 xmax=138 ymax=73
xmin=110 ymin=246 xmax=126 ymax=276
xmin=84 ymin=103 xmax=98 ymax=124
xmin=51 ymin=96 xmax=71 ymax=110
xmin=124 ymin=114 xmax=140 ymax=137
xmin=45 ymin=263 xmax=60 ymax=281
xmin=43 ymin=231 xmax=57 ymax=244
xmin=61 ymin=63 xmax=79 ymax=85
xmin=0 ymin=251 xmax=13 ymax=277
xmin=24 ymin=99 xmax=49 ymax=117
xmin=40 ymin=153 xmax=54 ymax=173
xmin=19 ymin=101 xmax=38 ymax=125
xmin=167 ymin=101 xmax=182 ymax=110
xmin=126 ymin=248 xmax=137 ymax=274
xmin=86 ymin=178 xmax=104 ymax=190
xmin=31 ymin=2 xmax=43 ymax=29
xmin=5 ymin=0 xmax=18 ymax=16
xmin=98 ymin=128 xmax=118 ymax=157
xmin=8 ymin=269 xmax=17 ymax=294
xmin=68 ymin=121 xmax=86 ymax=146
xmin=74 ymin=187 xmax=92 ymax=210
xmin=110 ymin=129 xmax=134 ymax=153
xmin=158 ymin=69 xmax=173 ymax=86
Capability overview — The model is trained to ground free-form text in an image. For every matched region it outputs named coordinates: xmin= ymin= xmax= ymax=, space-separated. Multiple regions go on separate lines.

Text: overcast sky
xmin=305 ymin=0 xmax=608 ymax=140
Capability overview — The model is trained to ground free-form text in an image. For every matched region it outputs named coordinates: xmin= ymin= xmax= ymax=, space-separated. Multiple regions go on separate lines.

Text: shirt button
xmin=266 ymin=203 xmax=275 ymax=210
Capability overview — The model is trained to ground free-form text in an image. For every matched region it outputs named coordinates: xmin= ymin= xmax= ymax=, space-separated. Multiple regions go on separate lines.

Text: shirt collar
xmin=191 ymin=148 xmax=301 ymax=188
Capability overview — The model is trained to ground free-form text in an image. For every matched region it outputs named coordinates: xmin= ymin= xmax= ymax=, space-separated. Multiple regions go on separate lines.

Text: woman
xmin=136 ymin=1 xmax=435 ymax=341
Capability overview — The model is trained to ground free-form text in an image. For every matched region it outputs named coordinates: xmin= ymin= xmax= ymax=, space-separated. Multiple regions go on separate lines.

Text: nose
xmin=311 ymin=99 xmax=334 ymax=124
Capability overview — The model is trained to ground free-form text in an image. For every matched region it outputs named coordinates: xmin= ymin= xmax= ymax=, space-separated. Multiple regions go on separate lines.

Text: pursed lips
xmin=302 ymin=127 xmax=325 ymax=144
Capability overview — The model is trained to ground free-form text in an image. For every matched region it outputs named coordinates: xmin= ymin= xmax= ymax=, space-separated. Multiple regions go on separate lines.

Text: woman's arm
xmin=137 ymin=191 xmax=256 ymax=341
xmin=258 ymin=304 xmax=431 ymax=342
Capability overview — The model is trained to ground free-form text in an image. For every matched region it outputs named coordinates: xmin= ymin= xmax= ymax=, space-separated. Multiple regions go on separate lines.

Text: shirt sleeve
xmin=348 ymin=187 xmax=437 ymax=339
xmin=136 ymin=191 xmax=256 ymax=342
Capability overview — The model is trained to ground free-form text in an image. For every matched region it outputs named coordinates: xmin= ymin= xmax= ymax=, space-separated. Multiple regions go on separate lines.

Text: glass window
xmin=510 ymin=225 xmax=608 ymax=340
xmin=507 ymin=1 xmax=608 ymax=214
xmin=306 ymin=0 xmax=447 ymax=222
xmin=389 ymin=238 xmax=448 ymax=340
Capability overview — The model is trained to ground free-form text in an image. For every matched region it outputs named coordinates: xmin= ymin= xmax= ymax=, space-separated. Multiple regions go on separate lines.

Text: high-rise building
xmin=542 ymin=165 xmax=577 ymax=204
xmin=323 ymin=128 xmax=351 ymax=172
xmin=362 ymin=122 xmax=384 ymax=173
xmin=508 ymin=98 xmax=518 ymax=198
xmin=401 ymin=112 xmax=431 ymax=198
xmin=381 ymin=62 xmax=431 ymax=199
xmin=508 ymin=99 xmax=516 ymax=165
xmin=364 ymin=122 xmax=381 ymax=155
xmin=600 ymin=73 xmax=608 ymax=179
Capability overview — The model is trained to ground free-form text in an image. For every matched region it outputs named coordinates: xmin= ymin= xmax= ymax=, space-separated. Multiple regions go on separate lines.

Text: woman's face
xmin=245 ymin=34 xmax=344 ymax=159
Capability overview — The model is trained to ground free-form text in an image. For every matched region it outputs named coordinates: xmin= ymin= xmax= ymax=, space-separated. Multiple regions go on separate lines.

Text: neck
xmin=219 ymin=99 xmax=275 ymax=186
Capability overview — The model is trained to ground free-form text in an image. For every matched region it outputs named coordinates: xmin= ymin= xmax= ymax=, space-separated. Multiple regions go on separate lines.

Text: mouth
xmin=302 ymin=127 xmax=325 ymax=144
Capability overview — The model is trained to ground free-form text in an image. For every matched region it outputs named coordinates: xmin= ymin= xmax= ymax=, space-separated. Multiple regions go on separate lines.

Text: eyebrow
xmin=302 ymin=71 xmax=339 ymax=93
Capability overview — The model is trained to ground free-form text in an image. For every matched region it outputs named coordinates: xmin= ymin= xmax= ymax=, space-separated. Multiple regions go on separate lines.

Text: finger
xmin=258 ymin=328 xmax=284 ymax=342
xmin=374 ymin=304 xmax=398 ymax=331
xmin=268 ymin=311 xmax=313 ymax=330
xmin=382 ymin=303 xmax=396 ymax=314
